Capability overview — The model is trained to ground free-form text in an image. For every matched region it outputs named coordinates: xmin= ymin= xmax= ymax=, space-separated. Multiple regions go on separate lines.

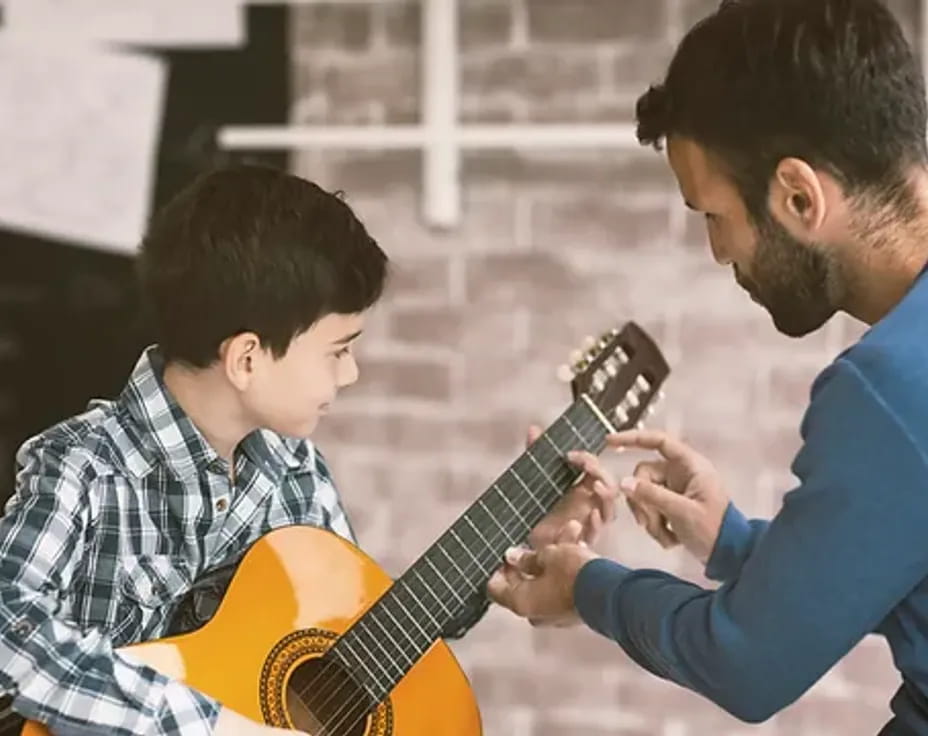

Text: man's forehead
xmin=667 ymin=136 xmax=725 ymax=208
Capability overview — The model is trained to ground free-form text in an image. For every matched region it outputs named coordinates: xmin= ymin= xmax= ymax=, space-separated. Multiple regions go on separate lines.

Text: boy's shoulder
xmin=15 ymin=397 xmax=150 ymax=483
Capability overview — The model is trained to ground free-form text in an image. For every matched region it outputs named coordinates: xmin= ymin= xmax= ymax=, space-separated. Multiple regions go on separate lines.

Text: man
xmin=488 ymin=1 xmax=928 ymax=734
xmin=0 ymin=164 xmax=616 ymax=736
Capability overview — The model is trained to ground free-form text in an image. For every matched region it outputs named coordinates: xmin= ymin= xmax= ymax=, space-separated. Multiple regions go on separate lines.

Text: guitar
xmin=22 ymin=321 xmax=669 ymax=736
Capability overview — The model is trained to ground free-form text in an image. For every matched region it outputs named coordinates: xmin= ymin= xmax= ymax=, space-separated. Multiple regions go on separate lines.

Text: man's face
xmin=667 ymin=136 xmax=837 ymax=337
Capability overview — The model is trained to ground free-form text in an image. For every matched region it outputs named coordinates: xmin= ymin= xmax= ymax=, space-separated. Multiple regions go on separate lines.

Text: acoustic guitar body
xmin=23 ymin=526 xmax=481 ymax=736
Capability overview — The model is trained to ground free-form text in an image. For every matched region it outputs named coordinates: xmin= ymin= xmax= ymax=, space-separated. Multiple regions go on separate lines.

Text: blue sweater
xmin=574 ymin=269 xmax=928 ymax=734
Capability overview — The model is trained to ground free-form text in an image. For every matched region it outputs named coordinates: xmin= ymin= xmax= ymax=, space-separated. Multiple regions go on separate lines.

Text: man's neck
xmin=161 ymin=361 xmax=254 ymax=467
xmin=841 ymin=172 xmax=928 ymax=325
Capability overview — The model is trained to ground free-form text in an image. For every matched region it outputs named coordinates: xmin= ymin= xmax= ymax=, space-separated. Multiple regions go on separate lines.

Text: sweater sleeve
xmin=573 ymin=358 xmax=928 ymax=723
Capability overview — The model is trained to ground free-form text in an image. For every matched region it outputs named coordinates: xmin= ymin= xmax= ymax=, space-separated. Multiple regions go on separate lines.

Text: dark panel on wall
xmin=0 ymin=6 xmax=290 ymax=504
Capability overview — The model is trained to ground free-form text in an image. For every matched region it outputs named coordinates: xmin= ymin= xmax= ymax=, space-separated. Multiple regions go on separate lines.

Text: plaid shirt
xmin=0 ymin=346 xmax=355 ymax=736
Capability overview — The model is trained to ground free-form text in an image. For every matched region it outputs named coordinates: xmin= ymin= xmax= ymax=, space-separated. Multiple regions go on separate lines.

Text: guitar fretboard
xmin=330 ymin=396 xmax=610 ymax=701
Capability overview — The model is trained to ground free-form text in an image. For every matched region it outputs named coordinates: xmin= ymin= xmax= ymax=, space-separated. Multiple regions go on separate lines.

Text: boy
xmin=0 ymin=165 xmax=615 ymax=736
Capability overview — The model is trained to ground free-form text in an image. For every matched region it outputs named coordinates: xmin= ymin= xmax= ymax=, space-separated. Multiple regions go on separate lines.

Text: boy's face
xmin=242 ymin=312 xmax=364 ymax=438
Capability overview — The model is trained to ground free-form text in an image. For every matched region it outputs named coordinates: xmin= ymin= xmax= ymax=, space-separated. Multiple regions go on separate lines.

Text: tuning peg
xmin=569 ymin=349 xmax=584 ymax=364
xmin=636 ymin=420 xmax=645 ymax=430
xmin=583 ymin=335 xmax=597 ymax=350
xmin=556 ymin=364 xmax=575 ymax=383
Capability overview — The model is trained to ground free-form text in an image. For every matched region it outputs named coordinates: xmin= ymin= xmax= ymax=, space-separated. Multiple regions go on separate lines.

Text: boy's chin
xmin=268 ymin=414 xmax=321 ymax=440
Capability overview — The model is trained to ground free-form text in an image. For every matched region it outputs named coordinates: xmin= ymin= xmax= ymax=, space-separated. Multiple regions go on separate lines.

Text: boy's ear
xmin=220 ymin=332 xmax=263 ymax=391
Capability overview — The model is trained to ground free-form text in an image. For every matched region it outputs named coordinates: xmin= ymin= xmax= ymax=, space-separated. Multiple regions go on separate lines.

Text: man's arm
xmin=574 ymin=359 xmax=928 ymax=722
xmin=0 ymin=440 xmax=221 ymax=736
xmin=703 ymin=504 xmax=770 ymax=582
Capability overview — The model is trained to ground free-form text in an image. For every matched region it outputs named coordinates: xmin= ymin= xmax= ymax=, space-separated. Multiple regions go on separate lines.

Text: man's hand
xmin=525 ymin=425 xmax=619 ymax=549
xmin=488 ymin=520 xmax=600 ymax=627
xmin=608 ymin=429 xmax=729 ymax=564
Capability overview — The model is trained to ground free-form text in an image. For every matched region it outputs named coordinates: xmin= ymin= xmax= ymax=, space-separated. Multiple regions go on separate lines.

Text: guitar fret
xmin=433 ymin=542 xmax=480 ymax=596
xmin=422 ymin=555 xmax=466 ymax=606
xmin=493 ymin=482 xmax=530 ymax=529
xmin=331 ymin=634 xmax=391 ymax=693
xmin=477 ymin=498 xmax=517 ymax=546
xmin=448 ymin=527 xmax=491 ymax=577
xmin=411 ymin=568 xmax=454 ymax=618
xmin=461 ymin=513 xmax=496 ymax=555
xmin=375 ymin=597 xmax=431 ymax=655
xmin=397 ymin=578 xmax=443 ymax=631
xmin=506 ymin=467 xmax=547 ymax=514
xmin=343 ymin=617 xmax=407 ymax=681
xmin=563 ymin=413 xmax=593 ymax=449
xmin=526 ymin=449 xmax=560 ymax=493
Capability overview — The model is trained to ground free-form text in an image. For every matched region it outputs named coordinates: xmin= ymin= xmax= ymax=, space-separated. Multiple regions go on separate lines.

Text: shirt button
xmin=12 ymin=619 xmax=34 ymax=637
xmin=215 ymin=497 xmax=228 ymax=512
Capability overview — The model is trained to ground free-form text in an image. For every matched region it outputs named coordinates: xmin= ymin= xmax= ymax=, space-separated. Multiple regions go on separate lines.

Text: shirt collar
xmin=119 ymin=346 xmax=317 ymax=480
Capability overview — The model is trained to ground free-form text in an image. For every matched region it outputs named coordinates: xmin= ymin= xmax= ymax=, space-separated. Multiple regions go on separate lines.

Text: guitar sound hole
xmin=286 ymin=656 xmax=374 ymax=736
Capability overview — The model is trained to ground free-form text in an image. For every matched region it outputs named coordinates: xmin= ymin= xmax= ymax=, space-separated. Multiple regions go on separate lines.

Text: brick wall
xmin=295 ymin=1 xmax=919 ymax=734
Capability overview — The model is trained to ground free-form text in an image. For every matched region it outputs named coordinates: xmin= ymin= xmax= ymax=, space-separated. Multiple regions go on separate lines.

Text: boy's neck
xmin=162 ymin=360 xmax=255 ymax=469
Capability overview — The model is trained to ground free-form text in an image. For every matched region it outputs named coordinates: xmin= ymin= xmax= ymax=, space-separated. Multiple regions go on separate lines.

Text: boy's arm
xmin=0 ymin=440 xmax=221 ymax=736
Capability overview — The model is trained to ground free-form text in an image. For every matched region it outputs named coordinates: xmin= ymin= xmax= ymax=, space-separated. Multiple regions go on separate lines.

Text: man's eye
xmin=334 ymin=346 xmax=351 ymax=358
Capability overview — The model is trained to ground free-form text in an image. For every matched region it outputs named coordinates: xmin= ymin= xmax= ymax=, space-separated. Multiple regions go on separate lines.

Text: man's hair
xmin=137 ymin=164 xmax=388 ymax=368
xmin=636 ymin=0 xmax=928 ymax=218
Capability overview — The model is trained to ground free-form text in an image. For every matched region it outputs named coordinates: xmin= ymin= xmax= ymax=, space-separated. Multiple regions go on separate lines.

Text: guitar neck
xmin=332 ymin=396 xmax=610 ymax=700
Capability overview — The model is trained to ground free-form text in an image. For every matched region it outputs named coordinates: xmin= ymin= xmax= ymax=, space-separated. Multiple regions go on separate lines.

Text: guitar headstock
xmin=559 ymin=322 xmax=670 ymax=430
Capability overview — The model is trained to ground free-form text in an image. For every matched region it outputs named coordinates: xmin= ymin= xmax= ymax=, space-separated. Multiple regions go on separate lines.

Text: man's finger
xmin=488 ymin=565 xmax=525 ymax=607
xmin=505 ymin=546 xmax=546 ymax=577
xmin=626 ymin=496 xmax=647 ymax=526
xmin=607 ymin=429 xmax=695 ymax=465
xmin=526 ymin=424 xmax=543 ymax=448
xmin=620 ymin=476 xmax=692 ymax=519
xmin=628 ymin=494 xmax=674 ymax=545
xmin=646 ymin=513 xmax=680 ymax=548
xmin=582 ymin=506 xmax=603 ymax=545
xmin=488 ymin=564 xmax=543 ymax=618
xmin=592 ymin=480 xmax=617 ymax=523
xmin=567 ymin=451 xmax=617 ymax=489
xmin=633 ymin=459 xmax=667 ymax=486
xmin=556 ymin=519 xmax=584 ymax=545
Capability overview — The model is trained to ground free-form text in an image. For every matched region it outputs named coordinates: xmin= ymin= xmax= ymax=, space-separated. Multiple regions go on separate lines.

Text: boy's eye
xmin=334 ymin=346 xmax=351 ymax=358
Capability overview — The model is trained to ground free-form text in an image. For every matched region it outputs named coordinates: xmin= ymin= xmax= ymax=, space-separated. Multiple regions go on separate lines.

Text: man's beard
xmin=735 ymin=213 xmax=838 ymax=337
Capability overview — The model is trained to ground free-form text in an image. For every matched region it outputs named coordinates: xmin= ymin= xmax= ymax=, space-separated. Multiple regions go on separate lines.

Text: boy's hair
xmin=137 ymin=165 xmax=388 ymax=368
xmin=636 ymin=0 xmax=928 ymax=219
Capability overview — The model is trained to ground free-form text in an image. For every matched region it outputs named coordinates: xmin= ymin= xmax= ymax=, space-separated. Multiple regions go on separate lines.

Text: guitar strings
xmin=310 ymin=404 xmax=606 ymax=735
xmin=307 ymin=403 xmax=612 ymax=735
xmin=319 ymin=406 xmax=607 ymax=735
xmin=288 ymin=403 xmax=602 ymax=733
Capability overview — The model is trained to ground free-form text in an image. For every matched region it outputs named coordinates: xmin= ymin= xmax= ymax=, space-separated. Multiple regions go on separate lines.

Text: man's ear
xmin=769 ymin=157 xmax=828 ymax=235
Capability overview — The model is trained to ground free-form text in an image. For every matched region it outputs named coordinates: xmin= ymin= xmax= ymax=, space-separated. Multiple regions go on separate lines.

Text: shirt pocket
xmin=112 ymin=554 xmax=192 ymax=644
